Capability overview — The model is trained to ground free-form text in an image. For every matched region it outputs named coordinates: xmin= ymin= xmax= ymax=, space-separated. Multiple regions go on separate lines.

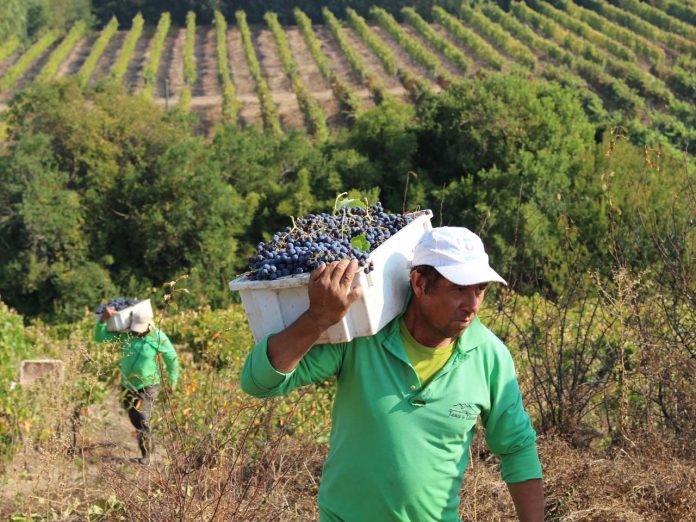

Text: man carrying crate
xmin=94 ymin=305 xmax=179 ymax=464
xmin=241 ymin=227 xmax=544 ymax=521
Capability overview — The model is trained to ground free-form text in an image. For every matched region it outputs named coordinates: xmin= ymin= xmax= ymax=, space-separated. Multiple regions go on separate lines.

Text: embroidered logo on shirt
xmin=449 ymin=402 xmax=479 ymax=420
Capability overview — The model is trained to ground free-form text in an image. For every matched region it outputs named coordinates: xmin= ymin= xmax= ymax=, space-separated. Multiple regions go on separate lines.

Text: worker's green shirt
xmin=93 ymin=321 xmax=179 ymax=390
xmin=241 ymin=313 xmax=541 ymax=521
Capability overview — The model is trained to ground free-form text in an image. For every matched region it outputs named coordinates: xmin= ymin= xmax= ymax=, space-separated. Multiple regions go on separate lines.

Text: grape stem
xmin=333 ymin=192 xmax=349 ymax=213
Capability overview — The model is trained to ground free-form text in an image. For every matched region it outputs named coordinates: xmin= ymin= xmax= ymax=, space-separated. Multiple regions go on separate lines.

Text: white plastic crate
xmin=229 ymin=210 xmax=433 ymax=344
xmin=94 ymin=299 xmax=153 ymax=332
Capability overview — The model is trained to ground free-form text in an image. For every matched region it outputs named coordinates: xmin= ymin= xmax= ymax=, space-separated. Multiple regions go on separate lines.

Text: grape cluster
xmin=248 ymin=202 xmax=414 ymax=281
xmin=95 ymin=297 xmax=140 ymax=314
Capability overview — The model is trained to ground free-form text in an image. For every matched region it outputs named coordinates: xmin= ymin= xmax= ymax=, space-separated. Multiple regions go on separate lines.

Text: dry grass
xmin=4 ymin=397 xmax=695 ymax=522
xmin=457 ymin=433 xmax=695 ymax=522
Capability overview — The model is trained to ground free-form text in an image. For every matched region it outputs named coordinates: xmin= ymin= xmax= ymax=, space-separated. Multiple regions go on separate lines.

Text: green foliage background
xmin=0 ymin=74 xmax=692 ymax=322
xmin=0 ymin=0 xmax=93 ymax=42
xmin=0 ymin=73 xmax=693 ymax=504
xmin=89 ymin=1 xmax=463 ymax=27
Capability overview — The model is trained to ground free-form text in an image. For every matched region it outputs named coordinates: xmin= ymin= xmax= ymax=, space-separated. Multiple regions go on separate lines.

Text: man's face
xmin=412 ymin=272 xmax=487 ymax=340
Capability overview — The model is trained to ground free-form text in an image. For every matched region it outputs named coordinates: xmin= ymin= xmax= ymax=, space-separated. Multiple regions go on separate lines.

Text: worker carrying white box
xmin=237 ymin=225 xmax=544 ymax=521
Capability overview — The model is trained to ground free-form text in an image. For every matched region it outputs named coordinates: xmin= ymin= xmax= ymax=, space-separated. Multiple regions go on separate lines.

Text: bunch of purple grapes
xmin=95 ymin=297 xmax=140 ymax=314
xmin=248 ymin=202 xmax=414 ymax=281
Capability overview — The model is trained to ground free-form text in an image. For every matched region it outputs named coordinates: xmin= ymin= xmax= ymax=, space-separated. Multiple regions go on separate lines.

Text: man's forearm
xmin=266 ymin=310 xmax=331 ymax=373
xmin=507 ymin=478 xmax=544 ymax=522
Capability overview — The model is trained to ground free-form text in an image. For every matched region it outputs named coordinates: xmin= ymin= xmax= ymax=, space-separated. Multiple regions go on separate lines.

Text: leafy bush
xmin=415 ymin=74 xmax=596 ymax=292
xmin=0 ymin=36 xmax=20 ymax=63
xmin=0 ymin=80 xmax=255 ymax=319
xmin=0 ymin=0 xmax=92 ymax=43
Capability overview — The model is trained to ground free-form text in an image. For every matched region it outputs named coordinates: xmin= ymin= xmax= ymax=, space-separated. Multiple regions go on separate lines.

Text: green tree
xmin=114 ymin=139 xmax=253 ymax=306
xmin=592 ymin=131 xmax=695 ymax=278
xmin=2 ymin=80 xmax=255 ymax=317
xmin=0 ymin=0 xmax=27 ymax=41
xmin=0 ymin=133 xmax=115 ymax=320
xmin=337 ymin=99 xmax=420 ymax=212
xmin=210 ymin=125 xmax=342 ymax=258
xmin=415 ymin=75 xmax=596 ymax=293
xmin=0 ymin=0 xmax=93 ymax=41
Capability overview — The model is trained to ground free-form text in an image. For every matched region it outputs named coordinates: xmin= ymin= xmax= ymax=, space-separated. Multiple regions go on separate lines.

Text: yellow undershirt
xmin=399 ymin=317 xmax=456 ymax=387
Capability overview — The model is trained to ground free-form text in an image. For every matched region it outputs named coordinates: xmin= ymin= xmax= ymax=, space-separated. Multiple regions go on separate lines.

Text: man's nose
xmin=459 ymin=288 xmax=480 ymax=313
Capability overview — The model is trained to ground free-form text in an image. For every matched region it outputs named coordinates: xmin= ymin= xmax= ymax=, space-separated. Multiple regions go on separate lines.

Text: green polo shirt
xmin=94 ymin=321 xmax=180 ymax=391
xmin=241 ymin=315 xmax=541 ymax=522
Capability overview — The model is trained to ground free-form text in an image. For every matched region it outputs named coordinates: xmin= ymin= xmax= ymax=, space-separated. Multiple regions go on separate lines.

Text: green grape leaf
xmin=350 ymin=233 xmax=370 ymax=252
xmin=337 ymin=198 xmax=367 ymax=210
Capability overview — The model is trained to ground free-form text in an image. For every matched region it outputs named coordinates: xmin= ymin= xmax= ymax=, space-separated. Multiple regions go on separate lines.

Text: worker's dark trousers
xmin=122 ymin=385 xmax=159 ymax=460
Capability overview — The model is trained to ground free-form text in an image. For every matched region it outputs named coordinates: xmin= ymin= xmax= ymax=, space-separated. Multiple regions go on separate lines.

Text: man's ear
xmin=410 ymin=271 xmax=426 ymax=298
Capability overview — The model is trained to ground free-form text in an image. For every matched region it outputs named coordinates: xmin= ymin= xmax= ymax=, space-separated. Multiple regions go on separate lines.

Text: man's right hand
xmin=100 ymin=306 xmax=116 ymax=323
xmin=306 ymin=259 xmax=363 ymax=331
xmin=266 ymin=258 xmax=363 ymax=373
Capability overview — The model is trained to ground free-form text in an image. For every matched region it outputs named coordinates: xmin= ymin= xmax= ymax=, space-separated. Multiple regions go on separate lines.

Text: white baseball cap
xmin=130 ymin=308 xmax=154 ymax=333
xmin=411 ymin=227 xmax=507 ymax=286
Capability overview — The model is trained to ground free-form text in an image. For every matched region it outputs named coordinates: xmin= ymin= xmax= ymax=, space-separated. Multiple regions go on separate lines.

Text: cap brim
xmin=435 ymin=264 xmax=507 ymax=286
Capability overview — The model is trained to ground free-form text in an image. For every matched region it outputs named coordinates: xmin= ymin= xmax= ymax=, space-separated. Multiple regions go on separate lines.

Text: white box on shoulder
xmin=94 ymin=299 xmax=153 ymax=332
xmin=229 ymin=210 xmax=433 ymax=344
